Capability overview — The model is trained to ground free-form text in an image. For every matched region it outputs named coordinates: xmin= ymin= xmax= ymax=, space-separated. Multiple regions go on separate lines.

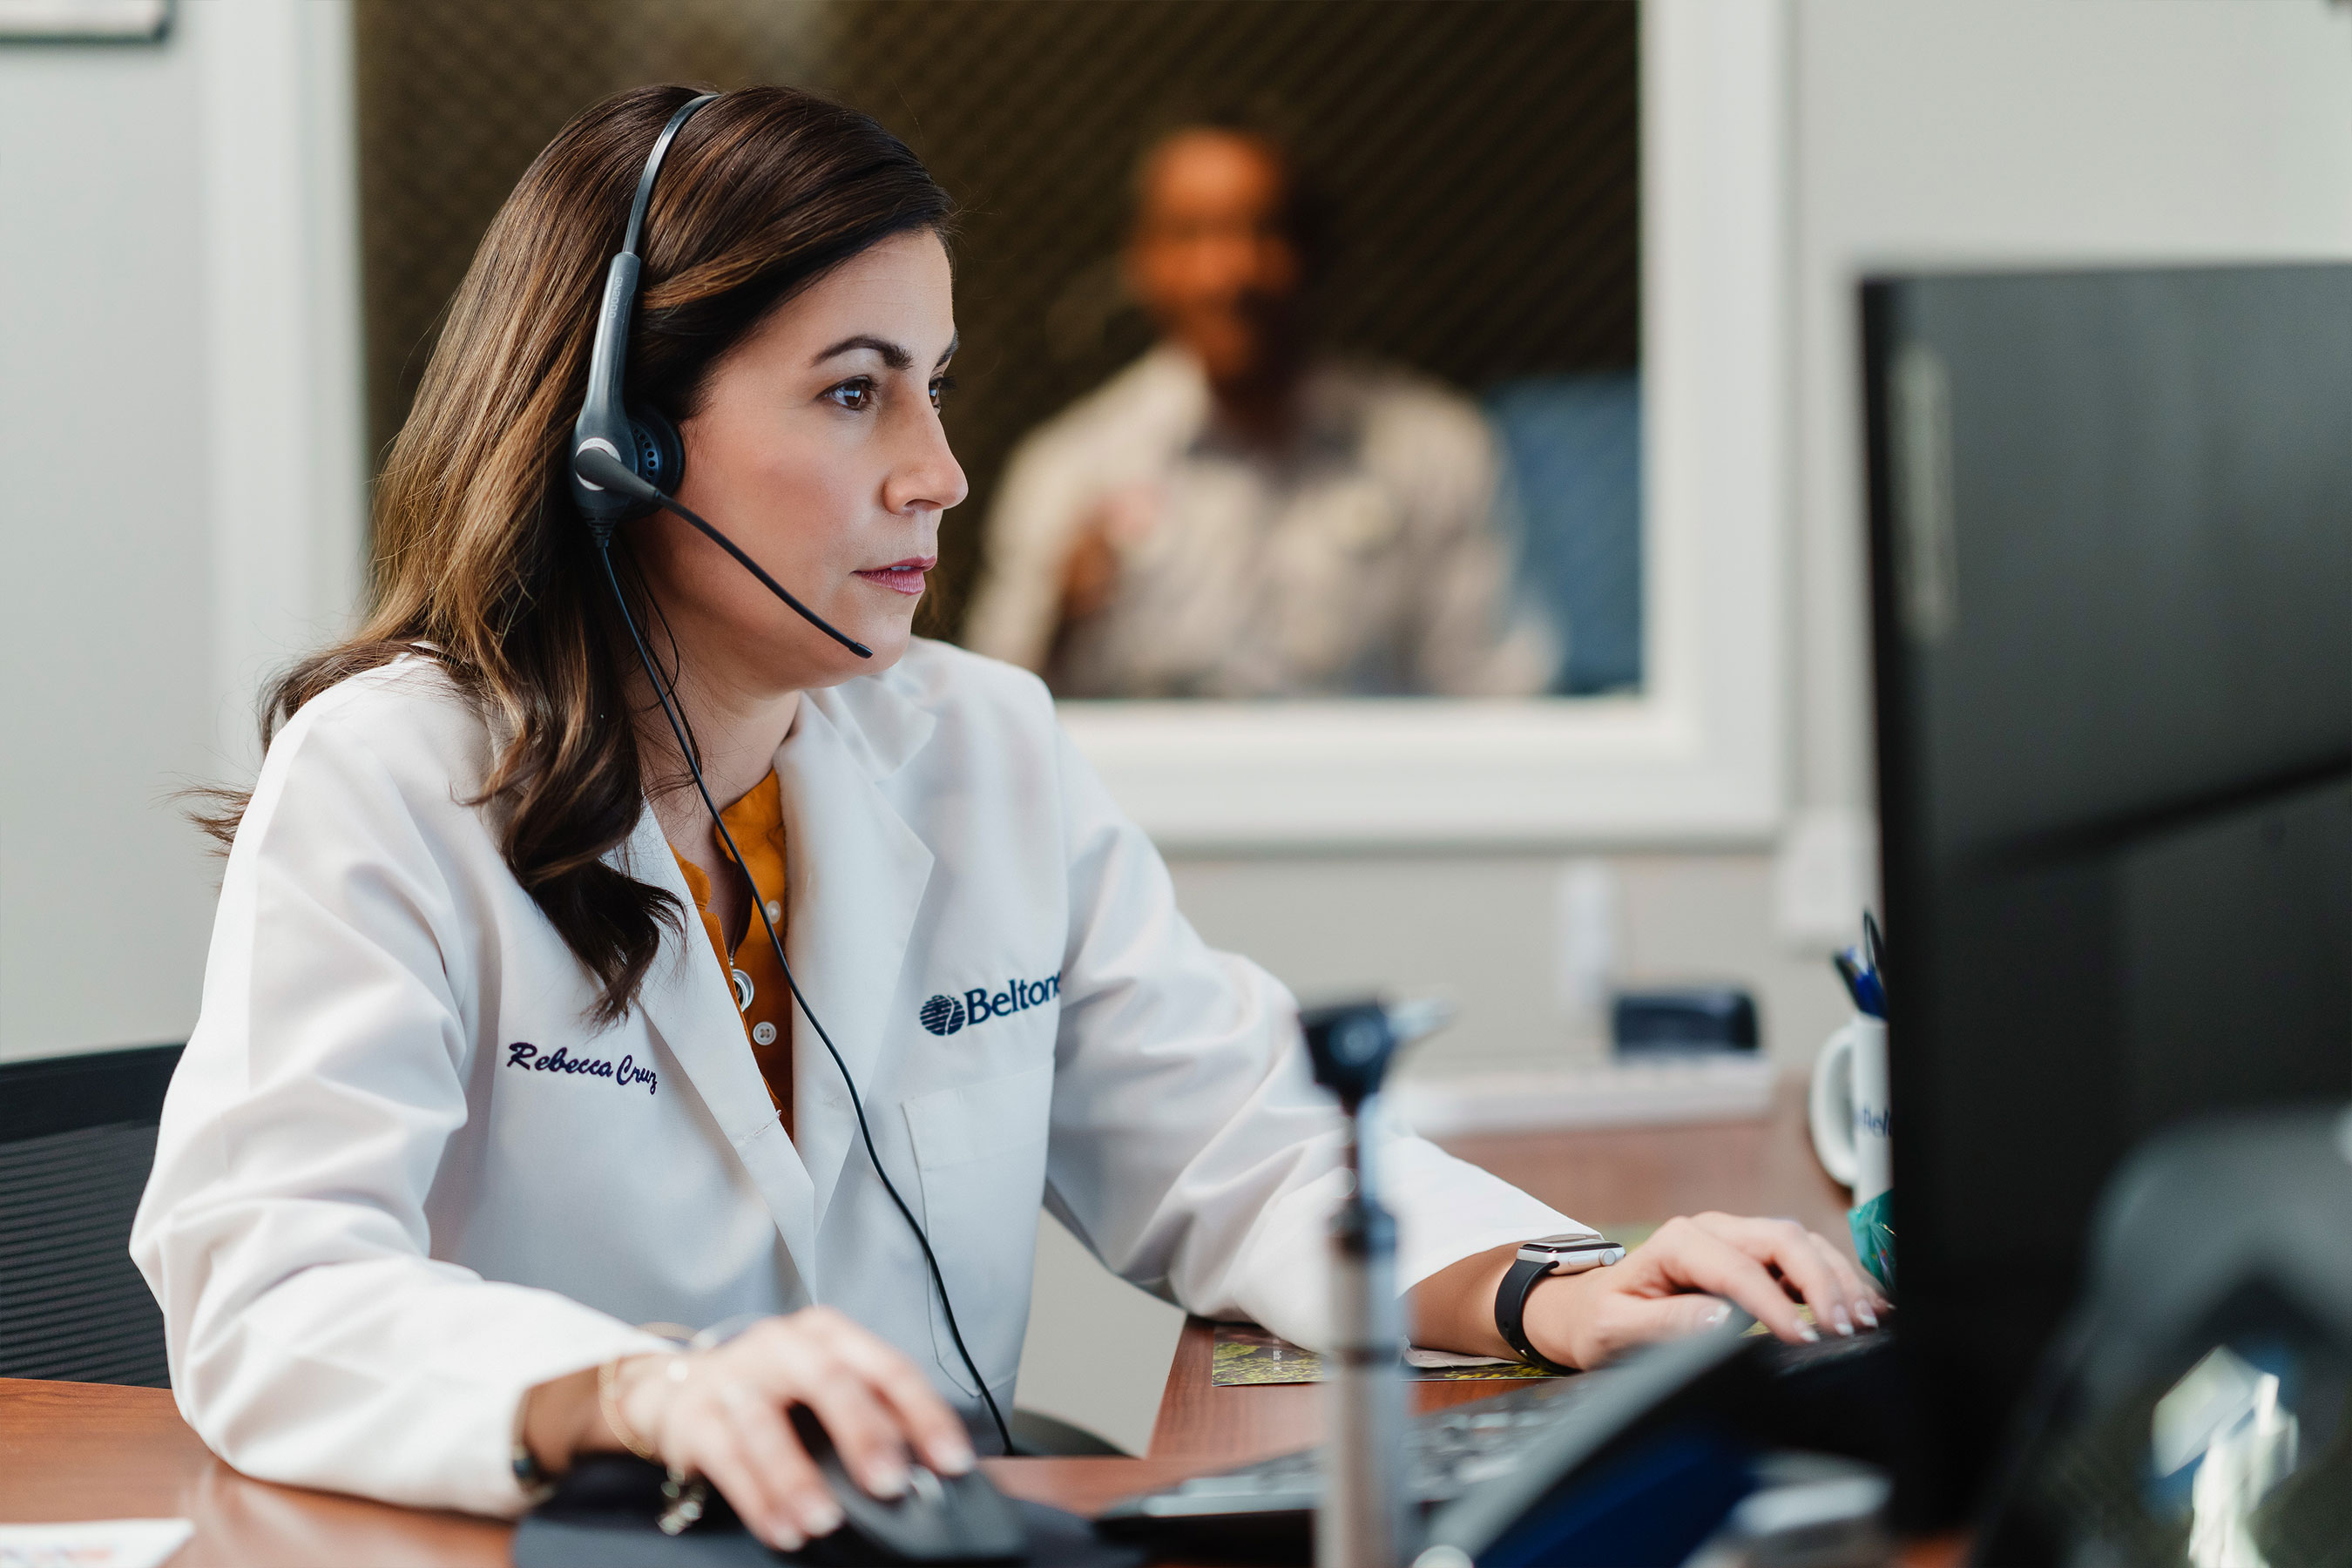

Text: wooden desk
xmin=0 ymin=1076 xmax=1862 ymax=1563
xmin=0 ymin=1377 xmax=1220 ymax=1568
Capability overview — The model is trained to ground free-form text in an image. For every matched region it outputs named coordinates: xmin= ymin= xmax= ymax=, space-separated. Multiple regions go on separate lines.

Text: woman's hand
xmin=1524 ymin=1213 xmax=1889 ymax=1370
xmin=524 ymin=1308 xmax=976 ymax=1551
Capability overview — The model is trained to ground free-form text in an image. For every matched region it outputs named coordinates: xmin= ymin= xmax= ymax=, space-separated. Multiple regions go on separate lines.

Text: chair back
xmin=1488 ymin=371 xmax=1643 ymax=696
xmin=0 ymin=1044 xmax=181 ymax=1385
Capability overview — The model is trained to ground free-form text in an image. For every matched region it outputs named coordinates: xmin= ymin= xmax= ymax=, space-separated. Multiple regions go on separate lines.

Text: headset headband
xmin=621 ymin=93 xmax=717 ymax=260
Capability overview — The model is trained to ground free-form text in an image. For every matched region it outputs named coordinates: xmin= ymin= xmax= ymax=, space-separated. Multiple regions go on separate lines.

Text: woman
xmin=133 ymin=84 xmax=1882 ymax=1551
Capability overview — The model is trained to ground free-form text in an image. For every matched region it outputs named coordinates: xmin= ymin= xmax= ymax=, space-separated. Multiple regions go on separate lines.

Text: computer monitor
xmin=1862 ymin=262 xmax=2352 ymax=1523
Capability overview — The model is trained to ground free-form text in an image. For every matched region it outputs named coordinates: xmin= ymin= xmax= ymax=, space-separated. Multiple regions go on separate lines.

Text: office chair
xmin=0 ymin=1043 xmax=1133 ymax=1449
xmin=1008 ymin=1408 xmax=1127 ymax=1457
xmin=1487 ymin=371 xmax=1643 ymax=696
xmin=0 ymin=1044 xmax=181 ymax=1386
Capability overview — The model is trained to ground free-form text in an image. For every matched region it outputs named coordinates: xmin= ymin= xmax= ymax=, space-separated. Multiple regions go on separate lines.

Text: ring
xmin=659 ymin=1471 xmax=710 ymax=1536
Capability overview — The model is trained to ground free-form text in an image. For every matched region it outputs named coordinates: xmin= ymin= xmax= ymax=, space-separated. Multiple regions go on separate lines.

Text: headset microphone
xmin=571 ymin=447 xmax=873 ymax=659
xmin=568 ymin=91 xmax=1011 ymax=1455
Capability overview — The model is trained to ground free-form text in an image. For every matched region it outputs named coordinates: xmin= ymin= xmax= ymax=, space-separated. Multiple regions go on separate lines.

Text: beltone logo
xmin=919 ymin=974 xmax=1062 ymax=1037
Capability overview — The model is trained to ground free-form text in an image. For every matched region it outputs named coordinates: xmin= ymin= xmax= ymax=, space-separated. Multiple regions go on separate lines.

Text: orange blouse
xmin=669 ymin=769 xmax=794 ymax=1133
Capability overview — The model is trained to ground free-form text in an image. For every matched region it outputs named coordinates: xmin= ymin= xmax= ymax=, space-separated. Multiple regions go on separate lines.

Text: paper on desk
xmin=1211 ymin=1323 xmax=1558 ymax=1385
xmin=1403 ymin=1346 xmax=1514 ymax=1369
xmin=0 ymin=1518 xmax=193 ymax=1568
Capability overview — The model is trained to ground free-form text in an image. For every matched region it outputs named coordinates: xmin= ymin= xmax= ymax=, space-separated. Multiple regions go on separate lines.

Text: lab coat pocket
xmin=901 ymin=1064 xmax=1054 ymax=1396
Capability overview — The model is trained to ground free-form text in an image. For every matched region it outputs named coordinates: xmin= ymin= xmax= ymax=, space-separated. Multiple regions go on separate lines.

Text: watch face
xmin=1523 ymin=1233 xmax=1611 ymax=1255
xmin=1518 ymin=1233 xmax=1625 ymax=1269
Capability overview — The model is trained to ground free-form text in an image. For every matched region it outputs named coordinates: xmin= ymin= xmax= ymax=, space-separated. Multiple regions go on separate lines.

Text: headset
xmin=567 ymin=91 xmax=1014 ymax=1456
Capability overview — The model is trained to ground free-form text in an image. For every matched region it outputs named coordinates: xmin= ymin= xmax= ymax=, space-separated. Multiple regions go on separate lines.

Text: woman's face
xmin=637 ymin=228 xmax=965 ymax=693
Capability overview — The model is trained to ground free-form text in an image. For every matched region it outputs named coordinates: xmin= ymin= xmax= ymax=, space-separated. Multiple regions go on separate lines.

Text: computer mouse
xmin=787 ymin=1407 xmax=1029 ymax=1565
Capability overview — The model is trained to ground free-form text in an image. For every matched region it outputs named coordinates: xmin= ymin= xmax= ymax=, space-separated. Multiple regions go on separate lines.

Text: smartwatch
xmin=1494 ymin=1233 xmax=1625 ymax=1373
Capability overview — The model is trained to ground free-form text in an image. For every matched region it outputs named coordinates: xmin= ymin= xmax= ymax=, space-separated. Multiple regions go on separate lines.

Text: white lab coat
xmin=131 ymin=641 xmax=1577 ymax=1517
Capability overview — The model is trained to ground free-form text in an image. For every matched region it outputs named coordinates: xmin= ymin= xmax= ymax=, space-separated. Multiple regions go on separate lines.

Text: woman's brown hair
xmin=199 ymin=84 xmax=951 ymax=1025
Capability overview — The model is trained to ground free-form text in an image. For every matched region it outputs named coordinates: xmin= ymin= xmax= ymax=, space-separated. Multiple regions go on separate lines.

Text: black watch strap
xmin=1495 ymin=1255 xmax=1578 ymax=1374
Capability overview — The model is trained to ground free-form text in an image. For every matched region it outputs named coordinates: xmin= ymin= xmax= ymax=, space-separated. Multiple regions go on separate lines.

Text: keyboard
xmin=1096 ymin=1330 xmax=1895 ymax=1557
xmin=1096 ymin=1376 xmax=1595 ymax=1552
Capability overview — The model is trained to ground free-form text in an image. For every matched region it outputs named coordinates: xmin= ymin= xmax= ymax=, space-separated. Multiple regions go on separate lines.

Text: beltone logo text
xmin=920 ymin=974 xmax=1061 ymax=1037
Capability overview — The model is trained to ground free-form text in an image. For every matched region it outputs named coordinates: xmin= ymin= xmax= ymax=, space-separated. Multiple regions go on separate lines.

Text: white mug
xmin=1808 ymin=1015 xmax=1890 ymax=1205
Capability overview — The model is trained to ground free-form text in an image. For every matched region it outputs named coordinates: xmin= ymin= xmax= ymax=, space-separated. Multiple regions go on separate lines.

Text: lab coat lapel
xmin=777 ymin=681 xmax=936 ymax=1225
xmin=618 ymin=808 xmax=821 ymax=1279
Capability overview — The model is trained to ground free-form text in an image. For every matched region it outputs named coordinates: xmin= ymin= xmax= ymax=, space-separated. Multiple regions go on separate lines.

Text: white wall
xmin=0 ymin=0 xmax=365 ymax=1063
xmin=0 ymin=21 xmax=217 ymax=1058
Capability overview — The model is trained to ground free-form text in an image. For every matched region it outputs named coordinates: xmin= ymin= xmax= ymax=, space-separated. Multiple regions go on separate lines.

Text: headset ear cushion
xmin=626 ymin=405 xmax=686 ymax=506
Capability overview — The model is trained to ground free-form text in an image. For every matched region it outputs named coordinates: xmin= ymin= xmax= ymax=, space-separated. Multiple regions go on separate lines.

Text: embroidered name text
xmin=504 ymin=1042 xmax=657 ymax=1096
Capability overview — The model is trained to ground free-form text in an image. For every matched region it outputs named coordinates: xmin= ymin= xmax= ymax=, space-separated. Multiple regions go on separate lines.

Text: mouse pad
xmin=513 ymin=1456 xmax=1146 ymax=1568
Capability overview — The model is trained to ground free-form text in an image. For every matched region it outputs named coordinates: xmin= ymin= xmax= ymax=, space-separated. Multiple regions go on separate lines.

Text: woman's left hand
xmin=1522 ymin=1212 xmax=1889 ymax=1370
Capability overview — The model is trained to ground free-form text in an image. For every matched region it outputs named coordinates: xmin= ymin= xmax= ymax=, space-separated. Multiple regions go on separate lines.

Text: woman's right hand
xmin=526 ymin=1308 xmax=977 ymax=1551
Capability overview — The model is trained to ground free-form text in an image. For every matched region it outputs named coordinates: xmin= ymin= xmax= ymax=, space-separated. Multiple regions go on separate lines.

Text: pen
xmin=1832 ymin=950 xmax=1867 ymax=1010
xmin=1833 ymin=948 xmax=1885 ymax=1019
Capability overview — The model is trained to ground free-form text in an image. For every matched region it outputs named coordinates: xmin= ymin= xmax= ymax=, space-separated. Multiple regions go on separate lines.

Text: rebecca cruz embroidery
xmin=504 ymin=1042 xmax=657 ymax=1095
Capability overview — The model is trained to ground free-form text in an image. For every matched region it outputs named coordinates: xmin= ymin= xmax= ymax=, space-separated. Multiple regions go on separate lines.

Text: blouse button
xmin=765 ymin=900 xmax=782 ymax=922
xmin=752 ymin=1020 xmax=779 ymax=1047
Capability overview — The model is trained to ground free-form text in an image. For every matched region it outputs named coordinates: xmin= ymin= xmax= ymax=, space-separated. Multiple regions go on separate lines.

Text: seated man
xmin=963 ymin=120 xmax=1552 ymax=699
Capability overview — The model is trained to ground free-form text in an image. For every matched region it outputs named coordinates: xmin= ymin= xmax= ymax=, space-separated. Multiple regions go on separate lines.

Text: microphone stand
xmin=1301 ymin=998 xmax=1451 ymax=1568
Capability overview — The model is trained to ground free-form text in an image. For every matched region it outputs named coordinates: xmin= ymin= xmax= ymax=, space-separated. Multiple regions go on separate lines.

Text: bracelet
xmin=598 ymin=1322 xmax=697 ymax=1464
xmin=598 ymin=1353 xmax=682 ymax=1464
